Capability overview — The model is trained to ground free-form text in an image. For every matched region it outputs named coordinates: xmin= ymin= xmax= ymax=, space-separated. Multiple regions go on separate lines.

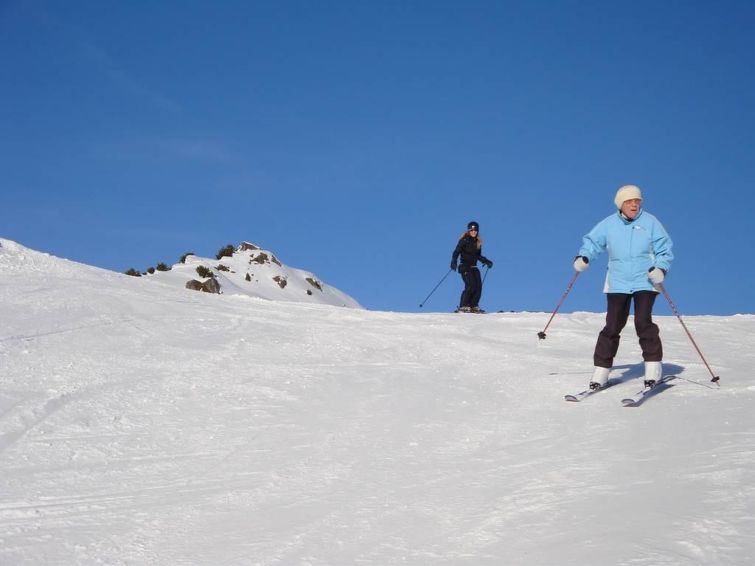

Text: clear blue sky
xmin=2 ymin=0 xmax=753 ymax=315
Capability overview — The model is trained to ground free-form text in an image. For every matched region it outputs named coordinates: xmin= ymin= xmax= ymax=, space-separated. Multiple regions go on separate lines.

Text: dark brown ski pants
xmin=594 ymin=291 xmax=662 ymax=368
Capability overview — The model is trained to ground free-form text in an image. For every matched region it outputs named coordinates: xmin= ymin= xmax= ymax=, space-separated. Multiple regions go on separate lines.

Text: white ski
xmin=621 ymin=375 xmax=677 ymax=407
xmin=564 ymin=378 xmax=622 ymax=402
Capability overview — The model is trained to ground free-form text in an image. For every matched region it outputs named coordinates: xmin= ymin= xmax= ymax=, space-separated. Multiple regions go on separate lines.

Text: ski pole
xmin=657 ymin=283 xmax=720 ymax=384
xmin=419 ymin=269 xmax=453 ymax=308
xmin=537 ymin=271 xmax=580 ymax=340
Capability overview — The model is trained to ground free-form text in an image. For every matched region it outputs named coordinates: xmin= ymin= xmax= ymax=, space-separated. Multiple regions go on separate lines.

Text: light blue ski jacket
xmin=578 ymin=209 xmax=673 ymax=294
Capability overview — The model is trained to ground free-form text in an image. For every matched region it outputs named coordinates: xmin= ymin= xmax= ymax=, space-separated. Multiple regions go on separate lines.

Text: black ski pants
xmin=459 ymin=266 xmax=482 ymax=308
xmin=594 ymin=291 xmax=662 ymax=368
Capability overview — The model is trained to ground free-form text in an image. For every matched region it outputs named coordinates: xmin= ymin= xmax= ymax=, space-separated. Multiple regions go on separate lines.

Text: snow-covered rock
xmin=146 ymin=240 xmax=362 ymax=308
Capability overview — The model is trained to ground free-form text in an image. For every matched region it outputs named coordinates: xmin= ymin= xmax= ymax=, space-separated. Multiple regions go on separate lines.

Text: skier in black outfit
xmin=450 ymin=221 xmax=493 ymax=313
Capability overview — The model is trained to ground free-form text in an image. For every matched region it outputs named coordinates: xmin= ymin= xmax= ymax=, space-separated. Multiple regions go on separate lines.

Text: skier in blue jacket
xmin=573 ymin=185 xmax=673 ymax=390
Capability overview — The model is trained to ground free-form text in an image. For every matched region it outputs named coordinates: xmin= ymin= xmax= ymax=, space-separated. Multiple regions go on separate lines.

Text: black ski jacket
xmin=452 ymin=235 xmax=490 ymax=271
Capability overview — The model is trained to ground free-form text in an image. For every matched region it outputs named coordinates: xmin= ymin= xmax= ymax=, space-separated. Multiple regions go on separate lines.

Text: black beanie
xmin=467 ymin=221 xmax=479 ymax=231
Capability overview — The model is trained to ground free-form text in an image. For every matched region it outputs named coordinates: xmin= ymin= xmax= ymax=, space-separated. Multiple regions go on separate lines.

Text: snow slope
xmin=1 ymin=238 xmax=754 ymax=565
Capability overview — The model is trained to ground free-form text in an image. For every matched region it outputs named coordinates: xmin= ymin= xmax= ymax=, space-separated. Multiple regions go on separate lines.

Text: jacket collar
xmin=618 ymin=208 xmax=643 ymax=224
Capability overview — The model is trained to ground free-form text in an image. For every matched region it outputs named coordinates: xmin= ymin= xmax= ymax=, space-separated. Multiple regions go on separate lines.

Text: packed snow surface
xmin=1 ymin=238 xmax=754 ymax=565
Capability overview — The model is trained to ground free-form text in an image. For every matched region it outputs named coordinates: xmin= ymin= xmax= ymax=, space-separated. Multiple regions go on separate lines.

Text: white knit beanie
xmin=614 ymin=185 xmax=642 ymax=209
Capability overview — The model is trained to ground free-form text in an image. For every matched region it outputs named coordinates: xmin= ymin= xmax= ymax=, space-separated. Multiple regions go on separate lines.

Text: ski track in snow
xmin=1 ymin=240 xmax=755 ymax=565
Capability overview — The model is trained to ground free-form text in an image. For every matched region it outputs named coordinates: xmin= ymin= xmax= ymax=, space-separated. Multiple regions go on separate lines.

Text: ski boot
xmin=589 ymin=366 xmax=610 ymax=391
xmin=643 ymin=361 xmax=662 ymax=388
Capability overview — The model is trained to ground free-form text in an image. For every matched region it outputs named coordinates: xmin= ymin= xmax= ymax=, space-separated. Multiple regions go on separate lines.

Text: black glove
xmin=483 ymin=259 xmax=493 ymax=268
xmin=450 ymin=260 xmax=458 ymax=271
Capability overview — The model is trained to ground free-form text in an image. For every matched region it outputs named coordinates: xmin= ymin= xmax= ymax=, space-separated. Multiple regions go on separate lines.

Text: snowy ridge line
xmin=0 ymin=238 xmax=361 ymax=308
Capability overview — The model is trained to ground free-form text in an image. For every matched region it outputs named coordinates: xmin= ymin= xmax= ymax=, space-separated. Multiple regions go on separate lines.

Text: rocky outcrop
xmin=144 ymin=239 xmax=360 ymax=308
xmin=185 ymin=278 xmax=221 ymax=294
xmin=250 ymin=252 xmax=282 ymax=267
xmin=305 ymin=277 xmax=323 ymax=292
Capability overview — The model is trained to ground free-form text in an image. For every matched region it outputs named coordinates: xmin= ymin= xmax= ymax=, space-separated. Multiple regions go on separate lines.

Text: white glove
xmin=573 ymin=256 xmax=589 ymax=272
xmin=648 ymin=267 xmax=665 ymax=286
